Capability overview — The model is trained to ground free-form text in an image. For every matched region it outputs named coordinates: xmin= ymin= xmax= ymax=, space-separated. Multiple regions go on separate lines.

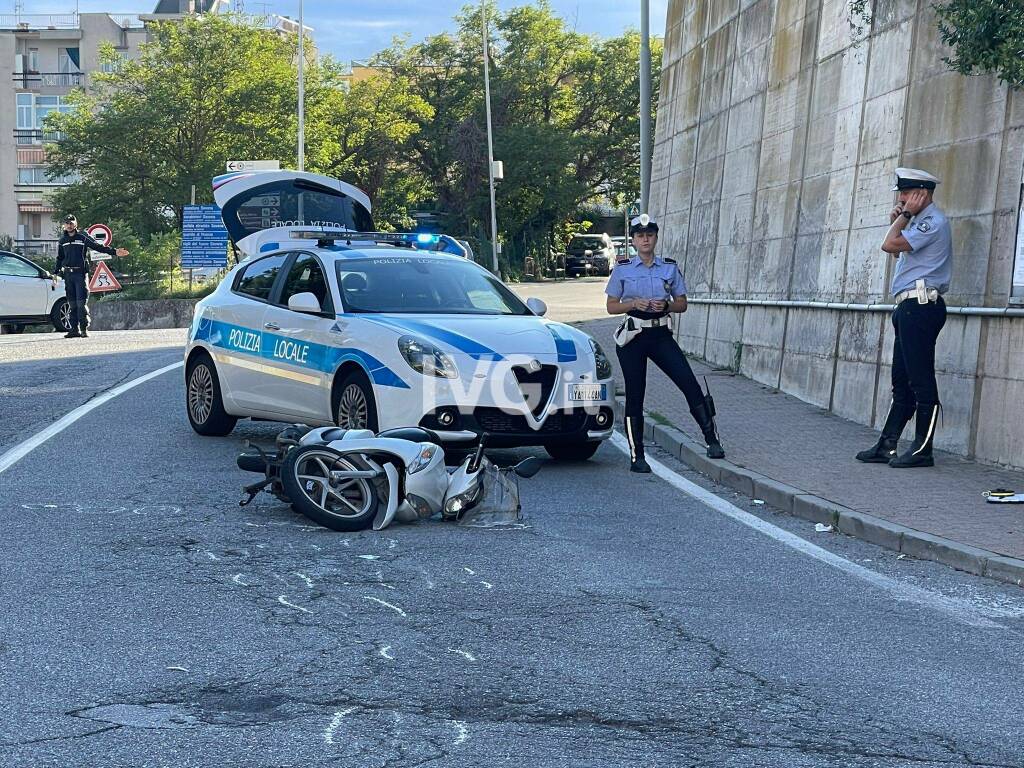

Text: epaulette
xmin=663 ymin=257 xmax=677 ymax=264
xmin=616 ymin=257 xmax=631 ymax=265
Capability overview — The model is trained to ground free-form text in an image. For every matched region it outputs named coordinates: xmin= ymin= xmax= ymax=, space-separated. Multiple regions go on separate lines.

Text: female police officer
xmin=606 ymin=214 xmax=725 ymax=473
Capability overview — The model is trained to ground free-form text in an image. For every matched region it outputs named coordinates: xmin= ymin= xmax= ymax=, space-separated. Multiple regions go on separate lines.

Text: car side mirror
xmin=512 ymin=456 xmax=543 ymax=478
xmin=526 ymin=297 xmax=547 ymax=317
xmin=287 ymin=292 xmax=322 ymax=314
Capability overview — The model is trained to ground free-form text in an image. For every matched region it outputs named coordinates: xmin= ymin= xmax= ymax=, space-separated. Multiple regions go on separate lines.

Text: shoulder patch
xmin=916 ymin=217 xmax=933 ymax=233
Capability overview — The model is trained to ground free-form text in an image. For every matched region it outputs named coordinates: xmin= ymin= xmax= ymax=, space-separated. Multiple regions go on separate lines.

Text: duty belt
xmin=895 ymin=285 xmax=939 ymax=305
xmin=632 ymin=315 xmax=670 ymax=329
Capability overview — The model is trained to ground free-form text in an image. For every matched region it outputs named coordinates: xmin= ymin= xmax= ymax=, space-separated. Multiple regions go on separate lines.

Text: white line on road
xmin=324 ymin=707 xmax=356 ymax=744
xmin=0 ymin=361 xmax=183 ymax=475
xmin=362 ymin=596 xmax=407 ymax=617
xmin=609 ymin=432 xmax=1008 ymax=630
xmin=277 ymin=595 xmax=312 ymax=614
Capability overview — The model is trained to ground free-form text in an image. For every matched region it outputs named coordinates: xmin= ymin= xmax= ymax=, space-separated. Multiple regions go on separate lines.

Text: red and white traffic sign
xmin=88 ymin=261 xmax=122 ymax=293
xmin=86 ymin=223 xmax=113 ymax=252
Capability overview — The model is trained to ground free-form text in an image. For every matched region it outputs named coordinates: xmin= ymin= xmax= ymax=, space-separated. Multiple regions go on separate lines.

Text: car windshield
xmin=568 ymin=236 xmax=605 ymax=251
xmin=336 ymin=257 xmax=531 ymax=315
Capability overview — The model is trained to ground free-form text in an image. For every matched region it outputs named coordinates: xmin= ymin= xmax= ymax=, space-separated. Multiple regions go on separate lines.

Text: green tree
xmin=934 ymin=0 xmax=1024 ymax=88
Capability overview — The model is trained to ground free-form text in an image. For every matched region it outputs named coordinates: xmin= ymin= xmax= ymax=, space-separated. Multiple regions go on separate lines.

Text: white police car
xmin=183 ymin=171 xmax=614 ymax=460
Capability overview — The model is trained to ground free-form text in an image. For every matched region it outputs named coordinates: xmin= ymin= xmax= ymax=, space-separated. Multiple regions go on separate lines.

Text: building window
xmin=14 ymin=94 xmax=73 ymax=145
xmin=17 ymin=167 xmax=79 ymax=185
xmin=100 ymin=53 xmax=128 ymax=73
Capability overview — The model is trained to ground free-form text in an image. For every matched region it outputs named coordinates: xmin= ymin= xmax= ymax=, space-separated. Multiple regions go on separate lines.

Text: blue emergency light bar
xmin=287 ymin=228 xmax=469 ymax=258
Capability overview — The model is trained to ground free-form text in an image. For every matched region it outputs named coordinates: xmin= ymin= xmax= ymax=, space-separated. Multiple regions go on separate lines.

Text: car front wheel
xmin=545 ymin=441 xmax=601 ymax=462
xmin=186 ymin=354 xmax=237 ymax=436
xmin=334 ymin=369 xmax=379 ymax=432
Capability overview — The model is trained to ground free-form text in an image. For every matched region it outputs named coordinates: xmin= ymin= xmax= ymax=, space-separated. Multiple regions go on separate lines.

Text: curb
xmin=611 ymin=397 xmax=1024 ymax=589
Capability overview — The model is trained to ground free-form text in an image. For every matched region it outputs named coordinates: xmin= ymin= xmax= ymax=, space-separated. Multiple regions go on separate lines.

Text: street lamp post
xmin=297 ymin=0 xmax=305 ymax=172
xmin=639 ymin=0 xmax=651 ymax=213
xmin=482 ymin=3 xmax=500 ymax=275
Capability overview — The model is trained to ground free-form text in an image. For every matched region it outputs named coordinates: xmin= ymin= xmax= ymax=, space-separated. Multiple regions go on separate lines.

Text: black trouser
xmin=891 ymin=297 xmax=946 ymax=411
xmin=616 ymin=325 xmax=704 ymax=451
xmin=64 ymin=269 xmax=90 ymax=331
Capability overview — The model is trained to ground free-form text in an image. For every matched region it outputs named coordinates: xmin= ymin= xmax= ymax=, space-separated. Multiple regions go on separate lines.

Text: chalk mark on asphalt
xmin=609 ymin=432 xmax=1011 ymax=630
xmin=362 ymin=596 xmax=407 ymax=617
xmin=277 ymin=596 xmax=312 ymax=614
xmin=324 ymin=707 xmax=356 ymax=745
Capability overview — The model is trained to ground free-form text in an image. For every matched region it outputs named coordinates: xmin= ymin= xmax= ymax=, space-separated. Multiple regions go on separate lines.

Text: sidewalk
xmin=581 ymin=317 xmax=1024 ymax=587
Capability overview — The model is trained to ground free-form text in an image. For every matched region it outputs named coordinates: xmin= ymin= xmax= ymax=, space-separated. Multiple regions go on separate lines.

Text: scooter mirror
xmin=512 ymin=456 xmax=543 ymax=478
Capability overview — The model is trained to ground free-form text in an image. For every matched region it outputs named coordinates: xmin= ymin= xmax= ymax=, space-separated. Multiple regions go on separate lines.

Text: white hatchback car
xmin=183 ymin=171 xmax=615 ymax=460
xmin=0 ymin=251 xmax=71 ymax=334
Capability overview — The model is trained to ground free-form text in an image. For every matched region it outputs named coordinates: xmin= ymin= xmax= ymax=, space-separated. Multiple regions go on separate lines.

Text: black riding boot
xmin=79 ymin=322 xmax=89 ymax=338
xmin=856 ymin=402 xmax=914 ymax=463
xmin=890 ymin=404 xmax=939 ymax=468
xmin=625 ymin=414 xmax=650 ymax=473
xmin=690 ymin=402 xmax=725 ymax=459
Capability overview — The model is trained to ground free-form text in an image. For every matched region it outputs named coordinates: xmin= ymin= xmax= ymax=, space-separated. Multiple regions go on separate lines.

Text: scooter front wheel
xmin=281 ymin=445 xmax=380 ymax=531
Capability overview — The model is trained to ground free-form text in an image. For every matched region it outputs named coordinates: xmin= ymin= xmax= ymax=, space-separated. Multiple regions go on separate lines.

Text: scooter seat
xmin=376 ymin=427 xmax=442 ymax=444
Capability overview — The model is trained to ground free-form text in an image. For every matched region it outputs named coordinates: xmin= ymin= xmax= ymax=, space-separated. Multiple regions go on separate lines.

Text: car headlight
xmin=591 ymin=339 xmax=613 ymax=380
xmin=408 ymin=444 xmax=440 ymax=474
xmin=398 ymin=335 xmax=459 ymax=379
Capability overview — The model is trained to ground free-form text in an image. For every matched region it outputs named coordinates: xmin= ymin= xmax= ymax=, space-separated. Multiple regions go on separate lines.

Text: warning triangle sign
xmin=88 ymin=261 xmax=122 ymax=293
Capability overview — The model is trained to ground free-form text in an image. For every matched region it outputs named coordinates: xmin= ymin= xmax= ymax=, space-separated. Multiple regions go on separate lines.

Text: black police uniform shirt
xmin=56 ymin=230 xmax=117 ymax=272
xmin=605 ymin=255 xmax=687 ymax=318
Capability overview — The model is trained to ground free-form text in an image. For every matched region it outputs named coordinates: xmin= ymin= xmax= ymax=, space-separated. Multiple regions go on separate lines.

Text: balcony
xmin=12 ymin=71 xmax=84 ymax=88
xmin=14 ymin=129 xmax=65 ymax=146
xmin=0 ymin=14 xmax=78 ymax=30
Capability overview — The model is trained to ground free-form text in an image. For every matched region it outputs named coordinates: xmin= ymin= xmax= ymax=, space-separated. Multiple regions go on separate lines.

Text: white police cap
xmin=893 ymin=167 xmax=940 ymax=191
xmin=629 ymin=213 xmax=659 ymax=233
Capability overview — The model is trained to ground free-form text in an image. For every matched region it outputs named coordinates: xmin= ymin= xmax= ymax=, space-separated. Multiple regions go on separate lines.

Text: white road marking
xmin=609 ymin=432 xmax=1008 ymax=630
xmin=0 ymin=361 xmax=183 ymax=475
xmin=293 ymin=572 xmax=315 ymax=588
xmin=379 ymin=645 xmax=394 ymax=660
xmin=447 ymin=648 xmax=476 ymax=662
xmin=362 ymin=596 xmax=407 ymax=617
xmin=324 ymin=707 xmax=356 ymax=744
xmin=232 ymin=574 xmax=250 ymax=587
xmin=277 ymin=595 xmax=312 ymax=614
xmin=453 ymin=720 xmax=469 ymax=745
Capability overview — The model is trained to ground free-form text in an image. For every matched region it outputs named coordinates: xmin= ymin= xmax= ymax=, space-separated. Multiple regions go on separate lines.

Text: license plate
xmin=567 ymin=383 xmax=606 ymax=402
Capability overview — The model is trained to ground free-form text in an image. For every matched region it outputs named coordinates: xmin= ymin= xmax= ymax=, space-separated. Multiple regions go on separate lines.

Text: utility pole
xmin=297 ymin=0 xmax=305 ymax=172
xmin=639 ymin=0 xmax=651 ymax=213
xmin=482 ymin=2 xmax=500 ymax=275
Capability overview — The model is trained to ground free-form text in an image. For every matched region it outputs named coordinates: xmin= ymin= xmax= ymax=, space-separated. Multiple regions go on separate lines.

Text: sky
xmin=21 ymin=1 xmax=669 ymax=62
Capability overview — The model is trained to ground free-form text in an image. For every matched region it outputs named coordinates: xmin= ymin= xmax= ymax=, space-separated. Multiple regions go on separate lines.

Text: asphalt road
xmin=2 ymin=322 xmax=1024 ymax=767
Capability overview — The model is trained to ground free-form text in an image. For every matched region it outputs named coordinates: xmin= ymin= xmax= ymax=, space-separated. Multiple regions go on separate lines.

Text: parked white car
xmin=0 ymin=251 xmax=71 ymax=333
xmin=183 ymin=171 xmax=615 ymax=460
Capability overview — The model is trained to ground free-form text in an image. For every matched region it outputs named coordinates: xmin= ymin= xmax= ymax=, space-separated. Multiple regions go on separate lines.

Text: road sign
xmin=86 ymin=223 xmax=113 ymax=257
xmin=88 ymin=261 xmax=122 ymax=293
xmin=628 ymin=202 xmax=641 ymax=217
xmin=226 ymin=160 xmax=280 ymax=172
xmin=182 ymin=204 xmax=229 ymax=269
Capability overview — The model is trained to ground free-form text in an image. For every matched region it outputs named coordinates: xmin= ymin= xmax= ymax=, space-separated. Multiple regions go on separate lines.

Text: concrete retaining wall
xmin=89 ymin=298 xmax=200 ymax=331
xmin=655 ymin=0 xmax=1024 ymax=469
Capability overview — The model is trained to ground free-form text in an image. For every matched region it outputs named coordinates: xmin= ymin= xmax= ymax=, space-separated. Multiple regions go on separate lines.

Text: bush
xmin=934 ymin=0 xmax=1024 ymax=88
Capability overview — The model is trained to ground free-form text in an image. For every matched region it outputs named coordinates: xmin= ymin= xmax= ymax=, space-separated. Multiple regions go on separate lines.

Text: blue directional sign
xmin=181 ymin=204 xmax=229 ymax=268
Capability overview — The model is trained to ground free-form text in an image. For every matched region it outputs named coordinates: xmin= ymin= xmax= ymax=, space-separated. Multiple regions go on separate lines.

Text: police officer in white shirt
xmin=606 ymin=214 xmax=725 ymax=473
xmin=856 ymin=168 xmax=951 ymax=468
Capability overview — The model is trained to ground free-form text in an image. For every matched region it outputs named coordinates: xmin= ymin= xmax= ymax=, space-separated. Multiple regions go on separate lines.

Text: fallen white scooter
xmin=237 ymin=426 xmax=542 ymax=532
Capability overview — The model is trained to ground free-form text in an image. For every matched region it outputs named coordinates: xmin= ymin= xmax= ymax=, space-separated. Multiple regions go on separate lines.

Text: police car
xmin=183 ymin=171 xmax=615 ymax=460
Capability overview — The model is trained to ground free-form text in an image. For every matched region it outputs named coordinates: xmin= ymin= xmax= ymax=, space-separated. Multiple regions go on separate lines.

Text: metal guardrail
xmin=686 ymin=297 xmax=1024 ymax=318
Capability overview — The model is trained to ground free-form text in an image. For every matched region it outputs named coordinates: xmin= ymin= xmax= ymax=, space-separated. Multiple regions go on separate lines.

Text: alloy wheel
xmin=188 ymin=364 xmax=214 ymax=425
xmin=337 ymin=384 xmax=369 ymax=429
xmin=293 ymin=450 xmax=373 ymax=519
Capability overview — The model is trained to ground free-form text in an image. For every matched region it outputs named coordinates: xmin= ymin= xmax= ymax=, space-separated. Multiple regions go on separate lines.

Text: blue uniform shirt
xmin=891 ymin=203 xmax=953 ymax=296
xmin=605 ymin=255 xmax=687 ymax=303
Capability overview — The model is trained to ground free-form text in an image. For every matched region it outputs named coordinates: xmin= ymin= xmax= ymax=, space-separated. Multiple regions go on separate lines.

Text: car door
xmin=213 ymin=252 xmax=289 ymax=412
xmin=259 ymin=251 xmax=336 ymax=421
xmin=0 ymin=253 xmax=47 ymax=317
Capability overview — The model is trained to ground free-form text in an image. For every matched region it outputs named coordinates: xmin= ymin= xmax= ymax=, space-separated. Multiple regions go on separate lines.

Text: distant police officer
xmin=54 ymin=215 xmax=128 ymax=338
xmin=606 ymin=214 xmax=725 ymax=473
xmin=856 ymin=168 xmax=951 ymax=468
